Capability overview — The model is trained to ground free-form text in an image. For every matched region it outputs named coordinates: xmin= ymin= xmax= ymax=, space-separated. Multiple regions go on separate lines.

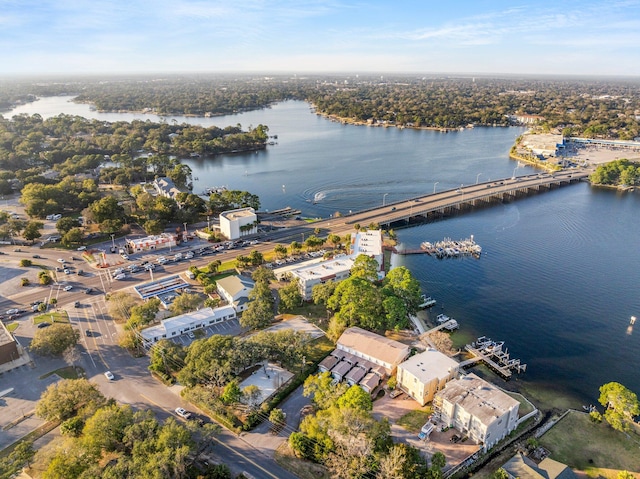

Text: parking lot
xmin=169 ymin=318 xmax=243 ymax=346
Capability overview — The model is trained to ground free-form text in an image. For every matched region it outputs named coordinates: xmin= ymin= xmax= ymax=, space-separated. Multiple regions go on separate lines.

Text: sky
xmin=1 ymin=0 xmax=640 ymax=76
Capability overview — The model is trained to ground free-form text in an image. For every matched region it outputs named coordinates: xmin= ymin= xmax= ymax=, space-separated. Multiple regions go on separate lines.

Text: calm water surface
xmin=7 ymin=97 xmax=640 ymax=408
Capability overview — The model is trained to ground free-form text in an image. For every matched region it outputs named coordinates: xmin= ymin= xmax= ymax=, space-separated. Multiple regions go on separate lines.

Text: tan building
xmin=502 ymin=453 xmax=576 ymax=479
xmin=397 ymin=349 xmax=460 ymax=406
xmin=337 ymin=327 xmax=410 ymax=375
xmin=434 ymin=373 xmax=519 ymax=451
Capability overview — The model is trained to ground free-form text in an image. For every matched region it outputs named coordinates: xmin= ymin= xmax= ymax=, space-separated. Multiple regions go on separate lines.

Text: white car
xmin=57 ymin=258 xmax=65 ymax=263
xmin=114 ymin=273 xmax=126 ymax=280
xmin=64 ymin=269 xmax=71 ymax=274
xmin=121 ymin=254 xmax=129 ymax=260
xmin=6 ymin=308 xmax=19 ymax=315
xmin=104 ymin=371 xmax=114 ymax=380
xmin=175 ymin=407 xmax=191 ymax=419
xmin=77 ymin=246 xmax=87 ymax=251
xmin=63 ymin=285 xmax=73 ymax=291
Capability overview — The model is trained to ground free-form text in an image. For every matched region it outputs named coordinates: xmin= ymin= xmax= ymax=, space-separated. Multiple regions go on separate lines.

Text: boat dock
xmin=420 ymin=236 xmax=482 ymax=258
xmin=461 ymin=336 xmax=527 ymax=379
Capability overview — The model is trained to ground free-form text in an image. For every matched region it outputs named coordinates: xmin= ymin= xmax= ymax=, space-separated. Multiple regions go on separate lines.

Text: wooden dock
xmin=461 ymin=337 xmax=527 ymax=380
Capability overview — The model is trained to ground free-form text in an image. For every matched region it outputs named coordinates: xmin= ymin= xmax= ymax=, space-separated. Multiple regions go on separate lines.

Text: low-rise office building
xmin=216 ymin=275 xmax=255 ymax=313
xmin=127 ymin=233 xmax=177 ymax=253
xmin=140 ymin=306 xmax=236 ymax=346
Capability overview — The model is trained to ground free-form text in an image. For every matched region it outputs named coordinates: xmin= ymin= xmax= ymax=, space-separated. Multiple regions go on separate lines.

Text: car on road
xmin=63 ymin=285 xmax=73 ymax=291
xmin=6 ymin=308 xmax=19 ymax=315
xmin=37 ymin=322 xmax=50 ymax=328
xmin=104 ymin=371 xmax=115 ymax=380
xmin=57 ymin=258 xmax=65 ymax=263
xmin=175 ymin=407 xmax=192 ymax=419
xmin=74 ymin=301 xmax=80 ymax=308
xmin=114 ymin=273 xmax=126 ymax=280
xmin=32 ymin=254 xmax=42 ymax=259
xmin=85 ymin=329 xmax=92 ymax=337
xmin=84 ymin=287 xmax=94 ymax=294
xmin=77 ymin=246 xmax=87 ymax=251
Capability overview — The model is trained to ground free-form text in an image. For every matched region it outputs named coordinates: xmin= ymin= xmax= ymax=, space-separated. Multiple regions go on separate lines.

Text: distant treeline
xmin=2 ymin=73 xmax=640 ymax=139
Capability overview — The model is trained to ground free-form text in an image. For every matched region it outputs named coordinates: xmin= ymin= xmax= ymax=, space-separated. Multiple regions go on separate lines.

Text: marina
xmin=460 ymin=336 xmax=527 ymax=379
xmin=420 ymin=236 xmax=482 ymax=259
xmin=419 ymin=295 xmax=437 ymax=308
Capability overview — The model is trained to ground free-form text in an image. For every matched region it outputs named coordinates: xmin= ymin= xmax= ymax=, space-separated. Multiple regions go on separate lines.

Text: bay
xmin=6 ymin=96 xmax=640 ymax=408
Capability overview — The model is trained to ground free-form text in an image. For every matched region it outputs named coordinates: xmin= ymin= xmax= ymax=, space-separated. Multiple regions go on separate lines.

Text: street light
xmin=476 ymin=173 xmax=483 ymax=184
xmin=512 ymin=165 xmax=518 ymax=179
xmin=183 ymin=222 xmax=188 ymax=241
xmin=110 ymin=234 xmax=115 ymax=249
xmin=383 ymin=193 xmax=389 ymax=206
xmin=207 ymin=215 xmax=210 ymax=230
xmin=433 ymin=182 xmax=439 ymax=194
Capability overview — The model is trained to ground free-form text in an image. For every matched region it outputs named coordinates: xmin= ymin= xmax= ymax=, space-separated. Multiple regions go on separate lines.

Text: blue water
xmin=7 ymin=97 xmax=640 ymax=408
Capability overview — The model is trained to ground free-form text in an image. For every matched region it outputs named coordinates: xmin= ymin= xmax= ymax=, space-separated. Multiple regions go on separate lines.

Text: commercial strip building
xmin=127 ymin=233 xmax=177 ymax=253
xmin=433 ymin=373 xmax=520 ymax=451
xmin=140 ymin=306 xmax=236 ymax=346
xmin=219 ymin=207 xmax=257 ymax=240
xmin=396 ymin=348 xmax=460 ymax=406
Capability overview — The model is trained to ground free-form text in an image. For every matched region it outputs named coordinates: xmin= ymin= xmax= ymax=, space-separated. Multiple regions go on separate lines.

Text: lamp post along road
xmin=433 ymin=182 xmax=439 ymax=194
xmin=383 ymin=193 xmax=389 ymax=206
xmin=476 ymin=173 xmax=482 ymax=184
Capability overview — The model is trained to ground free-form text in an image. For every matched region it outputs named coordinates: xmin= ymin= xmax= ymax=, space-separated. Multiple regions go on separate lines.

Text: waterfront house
xmin=397 ymin=348 xmax=460 ymax=406
xmin=502 ymin=453 xmax=576 ymax=479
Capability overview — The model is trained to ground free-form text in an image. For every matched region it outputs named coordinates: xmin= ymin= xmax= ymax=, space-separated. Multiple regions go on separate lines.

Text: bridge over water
xmin=338 ymin=169 xmax=590 ymax=229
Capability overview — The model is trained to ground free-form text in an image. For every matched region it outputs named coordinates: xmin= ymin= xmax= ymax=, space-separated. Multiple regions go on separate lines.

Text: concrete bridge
xmin=340 ymin=169 xmax=589 ymax=229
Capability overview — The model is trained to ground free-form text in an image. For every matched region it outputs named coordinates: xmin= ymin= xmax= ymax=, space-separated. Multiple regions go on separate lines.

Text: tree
xmin=598 ymin=382 xmax=640 ymax=432
xmin=221 ymin=380 xmax=242 ymax=405
xmin=61 ymin=227 xmax=84 ymax=247
xmin=312 ymin=281 xmax=337 ymax=306
xmin=278 ymin=280 xmax=302 ymax=312
xmin=36 ymin=379 xmax=107 ymax=421
xmin=22 ymin=220 xmax=43 ymax=241
xmin=56 ymin=216 xmax=80 ymax=234
xmin=169 ymin=292 xmax=202 ymax=315
xmin=336 ymin=385 xmax=373 ymax=412
xmin=38 ymin=270 xmax=52 ymax=285
xmin=242 ymin=384 xmax=263 ymax=409
xmin=383 ymin=266 xmax=422 ymax=314
xmin=82 ymin=404 xmax=135 ymax=454
xmin=178 ymin=335 xmax=237 ymax=387
xmin=269 ymin=408 xmax=287 ymax=433
xmin=251 ymin=266 xmax=275 ymax=283
xmin=350 ymin=254 xmax=380 ymax=282
xmin=30 ymin=323 xmax=80 ymax=356
xmin=304 ymin=372 xmax=348 ymax=410
xmin=107 ymin=291 xmax=139 ymax=322
xmin=377 ymin=443 xmax=429 ymax=479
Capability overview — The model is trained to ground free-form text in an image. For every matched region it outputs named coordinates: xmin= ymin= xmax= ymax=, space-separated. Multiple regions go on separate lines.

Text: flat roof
xmin=220 ymin=207 xmax=256 ymax=220
xmin=352 ymin=230 xmax=382 ymax=258
xmin=399 ymin=349 xmax=459 ymax=381
xmin=141 ymin=305 xmax=236 ymax=341
xmin=291 ymin=256 xmax=354 ymax=281
xmin=134 ymin=275 xmax=188 ymax=300
xmin=438 ymin=373 xmax=519 ymax=425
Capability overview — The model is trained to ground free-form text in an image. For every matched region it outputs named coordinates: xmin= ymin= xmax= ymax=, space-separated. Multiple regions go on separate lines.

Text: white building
xmin=433 ymin=373 xmax=520 ymax=451
xmin=216 ymin=275 xmax=255 ymax=313
xmin=397 ymin=349 xmax=460 ymax=406
xmin=290 ymin=256 xmax=355 ymax=300
xmin=220 ymin=207 xmax=257 ymax=240
xmin=140 ymin=306 xmax=236 ymax=346
xmin=275 ymin=229 xmax=384 ymax=300
xmin=127 ymin=233 xmax=177 ymax=253
xmin=336 ymin=327 xmax=410 ymax=375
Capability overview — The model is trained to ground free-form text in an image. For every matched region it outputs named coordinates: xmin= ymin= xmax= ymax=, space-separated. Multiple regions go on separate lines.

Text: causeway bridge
xmin=338 ymin=169 xmax=589 ymax=229
xmin=257 ymin=169 xmax=590 ymax=245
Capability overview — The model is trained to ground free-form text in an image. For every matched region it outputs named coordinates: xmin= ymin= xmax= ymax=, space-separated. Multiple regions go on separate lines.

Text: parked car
xmin=63 ymin=285 xmax=73 ymax=291
xmin=37 ymin=322 xmax=51 ymax=328
xmin=187 ymin=331 xmax=195 ymax=339
xmin=32 ymin=254 xmax=41 ymax=259
xmin=77 ymin=246 xmax=87 ymax=251
xmin=74 ymin=301 xmax=80 ymax=308
xmin=104 ymin=371 xmax=115 ymax=380
xmin=57 ymin=258 xmax=65 ymax=263
xmin=390 ymin=389 xmax=403 ymax=399
xmin=175 ymin=407 xmax=192 ymax=419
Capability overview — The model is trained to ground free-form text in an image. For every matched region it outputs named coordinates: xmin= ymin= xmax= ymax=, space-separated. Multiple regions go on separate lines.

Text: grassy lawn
xmin=397 ymin=407 xmax=433 ymax=433
xmin=6 ymin=322 xmax=19 ymax=332
xmin=274 ymin=442 xmax=330 ymax=479
xmin=539 ymin=411 xmax=640 ymax=476
xmin=286 ymin=301 xmax=330 ymax=324
xmin=306 ymin=336 xmax=335 ymax=363
xmin=505 ymin=390 xmax=535 ymax=416
xmin=39 ymin=366 xmax=83 ymax=380
xmin=33 ymin=310 xmax=69 ymax=325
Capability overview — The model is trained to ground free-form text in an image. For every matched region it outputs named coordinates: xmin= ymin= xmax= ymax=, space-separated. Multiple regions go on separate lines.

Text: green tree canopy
xmin=598 ymin=382 xmax=640 ymax=432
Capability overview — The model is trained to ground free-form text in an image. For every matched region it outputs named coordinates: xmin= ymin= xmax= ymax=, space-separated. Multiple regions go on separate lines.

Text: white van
xmin=185 ymin=270 xmax=196 ymax=280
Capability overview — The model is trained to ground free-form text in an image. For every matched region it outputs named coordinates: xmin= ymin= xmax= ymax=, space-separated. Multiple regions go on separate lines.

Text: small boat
xmin=436 ymin=313 xmax=450 ymax=324
xmin=419 ymin=295 xmax=436 ymax=308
